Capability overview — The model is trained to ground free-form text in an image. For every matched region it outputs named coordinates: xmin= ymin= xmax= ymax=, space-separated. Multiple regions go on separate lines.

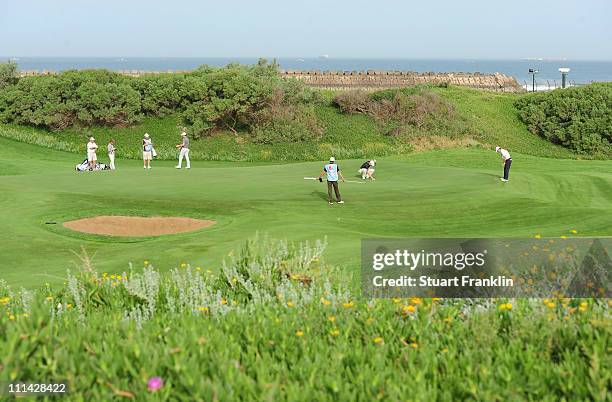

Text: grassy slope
xmin=1 ymin=135 xmax=610 ymax=288
xmin=0 ymin=86 xmax=576 ymax=162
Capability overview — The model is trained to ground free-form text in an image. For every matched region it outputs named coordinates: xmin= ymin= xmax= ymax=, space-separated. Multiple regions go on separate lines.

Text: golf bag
xmin=75 ymin=159 xmax=111 ymax=172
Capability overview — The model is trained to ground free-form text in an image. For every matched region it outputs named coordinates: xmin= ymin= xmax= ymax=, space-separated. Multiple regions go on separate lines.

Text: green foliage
xmin=0 ymin=61 xmax=322 ymax=144
xmin=515 ymin=83 xmax=612 ymax=156
xmin=0 ymin=61 xmax=18 ymax=90
xmin=0 ymin=238 xmax=610 ymax=400
xmin=333 ymin=87 xmax=468 ymax=138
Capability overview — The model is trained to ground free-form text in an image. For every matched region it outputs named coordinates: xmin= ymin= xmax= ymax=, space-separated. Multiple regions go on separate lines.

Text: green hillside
xmin=0 ymin=86 xmax=576 ymax=162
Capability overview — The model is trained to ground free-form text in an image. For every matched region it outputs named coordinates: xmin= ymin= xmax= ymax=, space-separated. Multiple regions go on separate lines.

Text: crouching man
xmin=359 ymin=159 xmax=376 ymax=180
xmin=318 ymin=157 xmax=345 ymax=205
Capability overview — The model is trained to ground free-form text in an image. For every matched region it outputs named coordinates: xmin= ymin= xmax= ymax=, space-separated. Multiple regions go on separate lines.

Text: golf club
xmin=303 ymin=177 xmax=364 ymax=184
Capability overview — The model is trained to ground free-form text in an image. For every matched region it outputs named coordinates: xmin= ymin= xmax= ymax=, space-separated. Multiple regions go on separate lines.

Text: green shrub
xmin=0 ymin=61 xmax=18 ymax=90
xmin=515 ymin=83 xmax=612 ymax=155
xmin=333 ymin=87 xmax=466 ymax=137
xmin=0 ymin=237 xmax=609 ymax=400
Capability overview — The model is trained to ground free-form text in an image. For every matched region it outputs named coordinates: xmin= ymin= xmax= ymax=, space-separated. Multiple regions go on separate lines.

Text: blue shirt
xmin=324 ymin=163 xmax=340 ymax=181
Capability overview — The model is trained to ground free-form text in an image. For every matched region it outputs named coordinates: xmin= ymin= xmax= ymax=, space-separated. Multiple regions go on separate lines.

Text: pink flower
xmin=147 ymin=376 xmax=163 ymax=392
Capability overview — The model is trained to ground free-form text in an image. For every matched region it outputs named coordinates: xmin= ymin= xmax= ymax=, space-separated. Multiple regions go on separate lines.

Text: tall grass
xmin=0 ymin=237 xmax=609 ymax=400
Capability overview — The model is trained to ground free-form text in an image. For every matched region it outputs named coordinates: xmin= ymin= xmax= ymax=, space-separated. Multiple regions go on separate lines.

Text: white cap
xmin=181 ymin=132 xmax=187 ymax=136
xmin=495 ymin=146 xmax=501 ymax=152
xmin=329 ymin=157 xmax=335 ymax=162
xmin=89 ymin=137 xmax=95 ymax=141
xmin=144 ymin=133 xmax=150 ymax=138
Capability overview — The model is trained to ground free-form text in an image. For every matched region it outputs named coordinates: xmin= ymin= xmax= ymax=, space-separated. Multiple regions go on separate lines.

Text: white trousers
xmin=178 ymin=148 xmax=190 ymax=168
xmin=108 ymin=153 xmax=115 ymax=170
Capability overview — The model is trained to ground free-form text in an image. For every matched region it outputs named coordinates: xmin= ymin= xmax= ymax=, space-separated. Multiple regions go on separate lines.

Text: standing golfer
xmin=87 ymin=137 xmax=98 ymax=171
xmin=317 ymin=157 xmax=345 ymax=205
xmin=496 ymin=146 xmax=512 ymax=182
xmin=175 ymin=131 xmax=190 ymax=169
xmin=142 ymin=133 xmax=153 ymax=169
xmin=107 ymin=139 xmax=116 ymax=170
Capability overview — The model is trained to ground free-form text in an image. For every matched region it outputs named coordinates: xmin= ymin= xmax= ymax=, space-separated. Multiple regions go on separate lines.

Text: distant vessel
xmin=296 ymin=58 xmax=305 ymax=62
xmin=318 ymin=54 xmax=330 ymax=59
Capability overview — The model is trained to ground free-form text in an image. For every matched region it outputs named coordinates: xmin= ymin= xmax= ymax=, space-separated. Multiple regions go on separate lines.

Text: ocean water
xmin=3 ymin=57 xmax=611 ymax=85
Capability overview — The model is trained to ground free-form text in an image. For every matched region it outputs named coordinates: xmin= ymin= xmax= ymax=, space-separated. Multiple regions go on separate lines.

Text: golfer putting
xmin=175 ymin=130 xmax=190 ymax=169
xmin=317 ymin=157 xmax=345 ymax=205
xmin=495 ymin=146 xmax=512 ymax=182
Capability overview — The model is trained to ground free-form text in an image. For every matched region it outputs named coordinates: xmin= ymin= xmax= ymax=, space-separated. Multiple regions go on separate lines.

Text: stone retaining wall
xmin=280 ymin=70 xmax=522 ymax=92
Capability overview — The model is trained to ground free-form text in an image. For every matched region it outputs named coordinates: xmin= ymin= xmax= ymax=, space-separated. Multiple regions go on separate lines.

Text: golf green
xmin=1 ymin=136 xmax=611 ymax=287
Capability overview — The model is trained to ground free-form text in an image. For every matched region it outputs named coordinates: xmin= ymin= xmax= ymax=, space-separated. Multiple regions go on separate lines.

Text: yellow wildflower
xmin=343 ymin=301 xmax=354 ymax=309
xmin=373 ymin=337 xmax=383 ymax=344
xmin=320 ymin=297 xmax=331 ymax=306
xmin=295 ymin=330 xmax=304 ymax=337
xmin=570 ymin=229 xmax=578 ymax=234
xmin=534 ymin=234 xmax=541 ymax=239
xmin=403 ymin=305 xmax=416 ymax=314
xmin=198 ymin=307 xmax=209 ymax=312
xmin=286 ymin=301 xmax=295 ymax=308
xmin=327 ymin=315 xmax=336 ymax=322
xmin=330 ymin=329 xmax=340 ymax=337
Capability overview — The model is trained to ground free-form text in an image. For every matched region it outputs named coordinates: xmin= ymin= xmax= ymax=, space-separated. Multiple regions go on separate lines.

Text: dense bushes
xmin=0 ymin=61 xmax=18 ymax=90
xmin=0 ymin=61 xmax=322 ymax=143
xmin=333 ymin=87 xmax=466 ymax=137
xmin=515 ymin=83 xmax=612 ymax=155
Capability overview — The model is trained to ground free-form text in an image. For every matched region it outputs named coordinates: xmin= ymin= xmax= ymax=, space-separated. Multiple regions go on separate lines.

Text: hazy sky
xmin=2 ymin=0 xmax=611 ymax=59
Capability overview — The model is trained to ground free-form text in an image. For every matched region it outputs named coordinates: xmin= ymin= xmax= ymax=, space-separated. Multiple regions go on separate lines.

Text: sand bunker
xmin=63 ymin=216 xmax=215 ymax=237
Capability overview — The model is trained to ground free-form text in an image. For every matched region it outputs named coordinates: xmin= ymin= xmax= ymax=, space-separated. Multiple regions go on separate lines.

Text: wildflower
xmin=147 ymin=377 xmax=163 ymax=392
xmin=441 ymin=348 xmax=449 ymax=353
xmin=327 ymin=315 xmax=336 ymax=322
xmin=410 ymin=297 xmax=422 ymax=305
xmin=443 ymin=316 xmax=453 ymax=323
xmin=570 ymin=229 xmax=578 ymax=234
xmin=402 ymin=305 xmax=415 ymax=314
xmin=144 ymin=260 xmax=149 ymax=265
xmin=220 ymin=298 xmax=227 ymax=305
xmin=66 ymin=304 xmax=73 ymax=309
xmin=9 ymin=314 xmax=15 ymax=320
xmin=373 ymin=337 xmax=383 ymax=344
xmin=499 ymin=303 xmax=512 ymax=311
xmin=180 ymin=263 xmax=187 ymax=268
xmin=330 ymin=329 xmax=340 ymax=337
xmin=196 ymin=267 xmax=201 ymax=272
xmin=392 ymin=298 xmax=401 ymax=304
xmin=560 ymin=235 xmax=568 ymax=240
xmin=295 ymin=330 xmax=304 ymax=337
xmin=45 ymin=296 xmax=53 ymax=301
xmin=342 ymin=301 xmax=354 ymax=309
xmin=546 ymin=301 xmax=556 ymax=309
xmin=432 ymin=297 xmax=441 ymax=302
xmin=578 ymin=302 xmax=588 ymax=312
xmin=410 ymin=342 xmax=418 ymax=349
xmin=0 ymin=297 xmax=9 ymax=305
xmin=198 ymin=307 xmax=209 ymax=313
xmin=366 ymin=317 xmax=375 ymax=325
xmin=286 ymin=301 xmax=295 ymax=308
xmin=534 ymin=234 xmax=542 ymax=239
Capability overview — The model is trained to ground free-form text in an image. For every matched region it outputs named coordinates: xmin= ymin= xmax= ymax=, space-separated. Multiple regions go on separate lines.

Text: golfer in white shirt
xmin=107 ymin=139 xmax=116 ymax=170
xmin=175 ymin=131 xmax=190 ymax=169
xmin=87 ymin=137 xmax=98 ymax=170
xmin=496 ymin=146 xmax=512 ymax=182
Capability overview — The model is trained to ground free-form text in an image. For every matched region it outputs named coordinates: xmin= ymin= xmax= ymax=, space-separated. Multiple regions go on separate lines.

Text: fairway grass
xmin=1 ymin=135 xmax=610 ymax=288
